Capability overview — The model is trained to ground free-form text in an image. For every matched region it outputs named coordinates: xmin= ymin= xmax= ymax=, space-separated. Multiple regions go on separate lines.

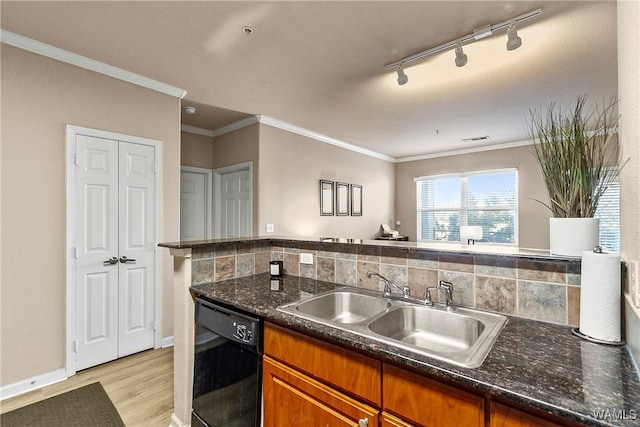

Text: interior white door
xmin=75 ymin=135 xmax=120 ymax=370
xmin=180 ymin=171 xmax=207 ymax=240
xmin=118 ymin=142 xmax=156 ymax=357
xmin=221 ymin=169 xmax=251 ymax=238
xmin=74 ymin=136 xmax=156 ymax=371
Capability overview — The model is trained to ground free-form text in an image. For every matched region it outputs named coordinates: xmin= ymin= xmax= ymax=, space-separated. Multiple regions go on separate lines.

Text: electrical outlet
xmin=630 ymin=260 xmax=640 ymax=309
xmin=265 ymin=224 xmax=274 ymax=233
xmin=300 ymin=253 xmax=314 ymax=265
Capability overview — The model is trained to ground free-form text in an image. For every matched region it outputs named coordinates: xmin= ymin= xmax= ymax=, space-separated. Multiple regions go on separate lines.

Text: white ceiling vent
xmin=462 ymin=136 xmax=491 ymax=143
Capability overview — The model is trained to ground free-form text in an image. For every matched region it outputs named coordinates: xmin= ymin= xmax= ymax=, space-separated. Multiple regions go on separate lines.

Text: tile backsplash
xmin=191 ymin=240 xmax=586 ymax=327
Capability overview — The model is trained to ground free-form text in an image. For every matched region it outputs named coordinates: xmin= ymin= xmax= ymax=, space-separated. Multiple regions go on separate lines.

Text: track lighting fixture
xmin=396 ymin=65 xmax=408 ymax=86
xmin=506 ymin=22 xmax=522 ymax=51
xmin=454 ymin=42 xmax=467 ymax=67
xmin=384 ymin=8 xmax=541 ymax=80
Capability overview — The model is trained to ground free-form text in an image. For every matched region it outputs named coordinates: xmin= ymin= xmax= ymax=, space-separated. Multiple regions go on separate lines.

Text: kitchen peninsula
xmin=160 ymin=237 xmax=640 ymax=427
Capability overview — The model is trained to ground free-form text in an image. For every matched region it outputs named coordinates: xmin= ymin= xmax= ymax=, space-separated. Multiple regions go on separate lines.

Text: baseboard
xmin=0 ymin=368 xmax=67 ymax=401
xmin=161 ymin=336 xmax=174 ymax=348
xmin=170 ymin=412 xmax=189 ymax=427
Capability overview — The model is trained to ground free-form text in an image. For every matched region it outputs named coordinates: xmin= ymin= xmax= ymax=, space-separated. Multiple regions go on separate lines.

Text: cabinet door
xmin=490 ymin=402 xmax=564 ymax=427
xmin=383 ymin=364 xmax=484 ymax=427
xmin=265 ymin=322 xmax=381 ymax=406
xmin=263 ymin=356 xmax=379 ymax=427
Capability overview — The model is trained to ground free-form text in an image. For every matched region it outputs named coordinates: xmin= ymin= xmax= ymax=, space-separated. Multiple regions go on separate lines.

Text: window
xmin=416 ymin=169 xmax=518 ymax=245
xmin=595 ymin=175 xmax=620 ymax=252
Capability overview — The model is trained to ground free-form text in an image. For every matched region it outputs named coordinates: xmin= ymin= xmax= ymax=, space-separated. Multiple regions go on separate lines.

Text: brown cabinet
xmin=263 ymin=356 xmax=379 ymax=427
xmin=381 ymin=411 xmax=415 ymax=426
xmin=263 ymin=322 xmax=571 ymax=427
xmin=264 ymin=322 xmax=382 ymax=406
xmin=489 ymin=402 xmax=565 ymax=427
xmin=383 ymin=364 xmax=485 ymax=427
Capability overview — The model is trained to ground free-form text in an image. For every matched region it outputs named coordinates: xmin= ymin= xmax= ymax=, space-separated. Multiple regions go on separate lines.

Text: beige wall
xmin=180 ymin=131 xmax=214 ymax=169
xmin=618 ymin=0 xmax=640 ymax=364
xmin=258 ymin=125 xmax=395 ymax=239
xmin=0 ymin=46 xmax=181 ymax=386
xmin=395 ymin=145 xmax=549 ymax=249
xmin=212 ymin=123 xmax=260 ymax=170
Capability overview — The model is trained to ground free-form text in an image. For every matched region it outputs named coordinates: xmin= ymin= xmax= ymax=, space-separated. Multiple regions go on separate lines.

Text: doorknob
xmin=119 ymin=256 xmax=137 ymax=263
xmin=103 ymin=257 xmax=119 ymax=265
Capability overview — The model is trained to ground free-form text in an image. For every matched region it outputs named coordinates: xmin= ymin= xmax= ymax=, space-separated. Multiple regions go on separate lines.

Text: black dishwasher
xmin=192 ymin=298 xmax=263 ymax=427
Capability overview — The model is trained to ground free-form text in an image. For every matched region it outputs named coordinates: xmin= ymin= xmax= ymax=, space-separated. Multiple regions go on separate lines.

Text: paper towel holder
xmin=571 ymin=245 xmax=625 ymax=346
xmin=571 ymin=328 xmax=625 ymax=346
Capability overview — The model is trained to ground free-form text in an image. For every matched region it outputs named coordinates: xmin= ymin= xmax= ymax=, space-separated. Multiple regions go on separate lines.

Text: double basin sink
xmin=277 ymin=287 xmax=507 ymax=368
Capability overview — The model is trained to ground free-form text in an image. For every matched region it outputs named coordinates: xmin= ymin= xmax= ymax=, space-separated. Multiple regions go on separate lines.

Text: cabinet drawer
xmin=383 ymin=364 xmax=484 ymax=427
xmin=263 ymin=356 xmax=379 ymax=427
xmin=264 ymin=322 xmax=382 ymax=406
xmin=381 ymin=411 xmax=415 ymax=426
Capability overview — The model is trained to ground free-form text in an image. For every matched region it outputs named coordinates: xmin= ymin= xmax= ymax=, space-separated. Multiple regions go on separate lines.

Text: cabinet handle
xmin=358 ymin=418 xmax=369 ymax=427
xmin=119 ymin=256 xmax=136 ymax=263
xmin=103 ymin=257 xmax=119 ymax=265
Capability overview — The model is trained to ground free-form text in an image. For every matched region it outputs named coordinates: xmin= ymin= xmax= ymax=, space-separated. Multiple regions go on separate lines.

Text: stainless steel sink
xmin=277 ymin=287 xmax=507 ymax=368
xmin=292 ymin=289 xmax=391 ymax=324
xmin=368 ymin=305 xmax=485 ymax=353
xmin=367 ymin=304 xmax=506 ymax=367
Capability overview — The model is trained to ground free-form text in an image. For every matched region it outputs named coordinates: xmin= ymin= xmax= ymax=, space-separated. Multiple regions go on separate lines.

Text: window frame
xmin=414 ymin=168 xmax=519 ymax=246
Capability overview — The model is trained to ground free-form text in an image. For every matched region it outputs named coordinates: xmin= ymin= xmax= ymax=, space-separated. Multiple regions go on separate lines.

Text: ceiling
xmin=1 ymin=1 xmax=617 ymax=160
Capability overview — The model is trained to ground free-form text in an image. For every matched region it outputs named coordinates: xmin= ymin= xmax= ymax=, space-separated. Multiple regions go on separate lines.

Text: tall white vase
xmin=549 ymin=217 xmax=599 ymax=257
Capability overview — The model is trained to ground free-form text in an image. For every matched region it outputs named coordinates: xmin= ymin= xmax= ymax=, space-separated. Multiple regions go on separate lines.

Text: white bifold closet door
xmin=74 ymin=134 xmax=156 ymax=371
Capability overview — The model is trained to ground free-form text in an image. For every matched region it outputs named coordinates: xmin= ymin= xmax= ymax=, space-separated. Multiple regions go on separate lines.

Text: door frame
xmin=65 ymin=125 xmax=163 ymax=377
xmin=180 ymin=166 xmax=214 ymax=240
xmin=213 ymin=161 xmax=253 ymax=238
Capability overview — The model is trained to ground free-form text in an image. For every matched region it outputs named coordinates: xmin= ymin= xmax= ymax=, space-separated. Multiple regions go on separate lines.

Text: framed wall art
xmin=350 ymin=184 xmax=362 ymax=216
xmin=336 ymin=182 xmax=350 ymax=216
xmin=320 ymin=180 xmax=334 ymax=216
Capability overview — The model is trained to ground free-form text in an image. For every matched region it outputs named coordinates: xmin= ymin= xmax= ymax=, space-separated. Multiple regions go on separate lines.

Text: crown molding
xmin=211 ymin=116 xmax=260 ymax=137
xmin=0 ymin=28 xmax=187 ymax=99
xmin=257 ymin=115 xmax=396 ymax=162
xmin=188 ymin=114 xmax=395 ymax=162
xmin=183 ymin=114 xmax=542 ymax=163
xmin=181 ymin=116 xmax=260 ymax=138
xmin=180 ymin=124 xmax=215 ymax=137
xmin=396 ymin=139 xmax=534 ymax=162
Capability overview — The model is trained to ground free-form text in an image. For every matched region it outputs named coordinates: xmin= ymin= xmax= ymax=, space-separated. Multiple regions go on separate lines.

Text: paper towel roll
xmin=579 ymin=250 xmax=621 ymax=342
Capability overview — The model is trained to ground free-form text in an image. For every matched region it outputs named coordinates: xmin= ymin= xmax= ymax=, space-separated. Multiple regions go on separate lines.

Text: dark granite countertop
xmin=160 ymin=236 xmax=583 ymax=262
xmin=191 ymin=273 xmax=640 ymax=426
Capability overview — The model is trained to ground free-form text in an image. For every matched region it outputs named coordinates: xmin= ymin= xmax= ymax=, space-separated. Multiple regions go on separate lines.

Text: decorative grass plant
xmin=528 ymin=95 xmax=623 ymax=218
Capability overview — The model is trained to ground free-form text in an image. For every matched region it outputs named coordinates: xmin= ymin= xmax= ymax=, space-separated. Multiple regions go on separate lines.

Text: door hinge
xmin=73 ymin=341 xmax=78 ymax=353
xmin=153 ymin=163 xmax=158 ymax=175
xmin=72 ymin=247 xmax=78 ymax=260
xmin=74 ymin=153 xmax=78 ymax=166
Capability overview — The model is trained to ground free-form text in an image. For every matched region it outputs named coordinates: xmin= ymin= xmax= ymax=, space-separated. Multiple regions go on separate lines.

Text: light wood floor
xmin=1 ymin=346 xmax=174 ymax=426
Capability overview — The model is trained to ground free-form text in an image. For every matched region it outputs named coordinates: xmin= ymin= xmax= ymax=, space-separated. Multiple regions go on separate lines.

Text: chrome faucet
xmin=367 ymin=272 xmax=410 ymax=298
xmin=424 ymin=280 xmax=454 ymax=307
xmin=424 ymin=285 xmax=439 ymax=306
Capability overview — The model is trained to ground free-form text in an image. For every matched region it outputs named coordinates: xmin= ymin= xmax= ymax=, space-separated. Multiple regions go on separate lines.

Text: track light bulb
xmin=454 ymin=45 xmax=468 ymax=67
xmin=396 ymin=65 xmax=408 ymax=86
xmin=506 ymin=23 xmax=522 ymax=51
